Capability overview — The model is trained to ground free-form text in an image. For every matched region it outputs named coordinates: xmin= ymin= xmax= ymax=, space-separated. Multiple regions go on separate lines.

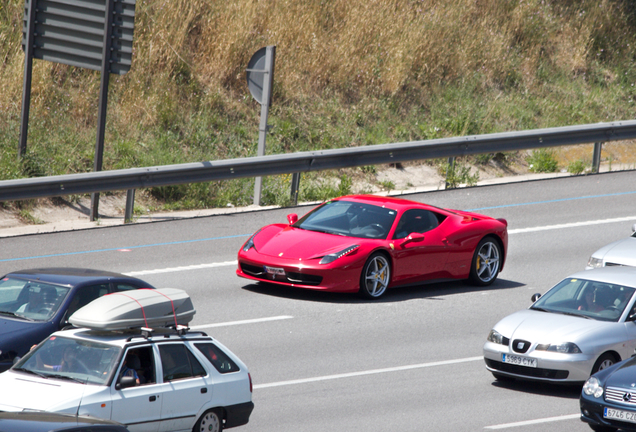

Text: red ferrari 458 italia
xmin=237 ymin=195 xmax=508 ymax=299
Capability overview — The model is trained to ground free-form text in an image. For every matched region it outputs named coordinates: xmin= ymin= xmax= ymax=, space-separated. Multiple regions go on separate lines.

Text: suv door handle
xmin=149 ymin=396 xmax=157 ymax=402
xmin=200 ymin=388 xmax=208 ymax=394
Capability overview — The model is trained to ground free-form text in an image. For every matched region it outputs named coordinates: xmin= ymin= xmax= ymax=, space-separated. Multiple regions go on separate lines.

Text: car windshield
xmin=14 ymin=335 xmax=120 ymax=385
xmin=294 ymin=200 xmax=398 ymax=239
xmin=531 ymin=277 xmax=636 ymax=322
xmin=0 ymin=277 xmax=70 ymax=321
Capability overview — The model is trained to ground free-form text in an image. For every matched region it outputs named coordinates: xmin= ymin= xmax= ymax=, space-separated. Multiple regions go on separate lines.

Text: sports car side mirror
xmin=531 ymin=293 xmax=542 ymax=302
xmin=402 ymin=232 xmax=424 ymax=245
xmin=287 ymin=214 xmax=298 ymax=225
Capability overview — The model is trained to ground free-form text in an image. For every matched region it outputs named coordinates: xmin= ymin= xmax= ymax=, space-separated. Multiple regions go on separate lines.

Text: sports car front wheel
xmin=469 ymin=237 xmax=501 ymax=286
xmin=359 ymin=253 xmax=391 ymax=299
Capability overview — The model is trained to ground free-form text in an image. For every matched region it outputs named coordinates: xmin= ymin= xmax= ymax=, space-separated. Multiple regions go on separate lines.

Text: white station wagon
xmin=0 ymin=288 xmax=253 ymax=432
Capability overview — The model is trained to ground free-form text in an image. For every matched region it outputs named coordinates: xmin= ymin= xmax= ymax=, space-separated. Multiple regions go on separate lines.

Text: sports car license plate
xmin=264 ymin=266 xmax=285 ymax=276
xmin=604 ymin=407 xmax=636 ymax=424
xmin=502 ymin=353 xmax=537 ymax=368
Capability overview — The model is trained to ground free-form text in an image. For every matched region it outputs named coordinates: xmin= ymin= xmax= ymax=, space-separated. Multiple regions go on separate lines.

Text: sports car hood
xmin=254 ymin=225 xmax=363 ymax=260
xmin=0 ymin=371 xmax=100 ymax=412
xmin=593 ymin=237 xmax=636 ymax=267
xmin=493 ymin=309 xmax=613 ymax=343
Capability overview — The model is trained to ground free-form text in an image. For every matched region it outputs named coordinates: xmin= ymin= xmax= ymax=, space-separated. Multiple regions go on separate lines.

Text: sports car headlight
xmin=583 ymin=376 xmax=604 ymax=398
xmin=535 ymin=342 xmax=582 ymax=354
xmin=487 ymin=329 xmax=507 ymax=345
xmin=319 ymin=245 xmax=360 ymax=265
xmin=242 ymin=231 xmax=260 ymax=252
xmin=587 ymin=256 xmax=603 ymax=268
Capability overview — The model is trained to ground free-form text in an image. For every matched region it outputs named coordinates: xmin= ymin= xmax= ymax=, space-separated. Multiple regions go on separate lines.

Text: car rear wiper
xmin=13 ymin=367 xmax=46 ymax=378
xmin=0 ymin=311 xmax=32 ymax=321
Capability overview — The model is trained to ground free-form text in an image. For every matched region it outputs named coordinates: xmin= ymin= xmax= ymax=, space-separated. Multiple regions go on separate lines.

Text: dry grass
xmin=1 ymin=0 xmax=635 ymax=207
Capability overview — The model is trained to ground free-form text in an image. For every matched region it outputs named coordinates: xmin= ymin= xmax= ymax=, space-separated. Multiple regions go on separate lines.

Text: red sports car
xmin=237 ymin=195 xmax=508 ymax=299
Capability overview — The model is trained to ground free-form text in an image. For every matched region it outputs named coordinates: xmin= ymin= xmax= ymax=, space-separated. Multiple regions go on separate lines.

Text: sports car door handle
xmin=442 ymin=238 xmax=449 ymax=244
xmin=149 ymin=396 xmax=157 ymax=402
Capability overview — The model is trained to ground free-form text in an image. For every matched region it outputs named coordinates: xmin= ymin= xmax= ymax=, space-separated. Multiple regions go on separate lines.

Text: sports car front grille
xmin=606 ymin=387 xmax=636 ymax=405
xmin=240 ymin=263 xmax=323 ymax=286
xmin=485 ymin=359 xmax=569 ymax=379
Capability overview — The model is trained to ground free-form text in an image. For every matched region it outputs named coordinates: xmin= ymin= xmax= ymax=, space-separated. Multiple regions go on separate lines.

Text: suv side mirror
xmin=531 ymin=293 xmax=542 ymax=302
xmin=287 ymin=214 xmax=298 ymax=225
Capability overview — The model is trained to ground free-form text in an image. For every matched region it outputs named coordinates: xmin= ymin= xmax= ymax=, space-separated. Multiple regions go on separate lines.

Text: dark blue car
xmin=581 ymin=354 xmax=636 ymax=432
xmin=0 ymin=268 xmax=154 ymax=371
xmin=0 ymin=412 xmax=130 ymax=432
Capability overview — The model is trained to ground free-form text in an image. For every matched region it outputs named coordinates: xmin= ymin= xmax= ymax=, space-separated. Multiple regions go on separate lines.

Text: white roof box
xmin=69 ymin=288 xmax=196 ymax=331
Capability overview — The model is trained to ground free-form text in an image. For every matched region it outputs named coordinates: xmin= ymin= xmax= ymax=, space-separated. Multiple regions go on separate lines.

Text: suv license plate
xmin=605 ymin=407 xmax=636 ymax=424
xmin=502 ymin=353 xmax=537 ymax=368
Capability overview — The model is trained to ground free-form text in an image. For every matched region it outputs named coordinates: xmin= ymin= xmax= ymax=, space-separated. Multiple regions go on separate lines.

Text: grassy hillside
xmin=1 ymin=0 xmax=635 ymax=210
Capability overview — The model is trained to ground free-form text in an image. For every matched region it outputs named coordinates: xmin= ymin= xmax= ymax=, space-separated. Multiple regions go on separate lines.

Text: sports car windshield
xmin=531 ymin=277 xmax=636 ymax=322
xmin=0 ymin=277 xmax=70 ymax=321
xmin=14 ymin=335 xmax=120 ymax=385
xmin=294 ymin=200 xmax=397 ymax=239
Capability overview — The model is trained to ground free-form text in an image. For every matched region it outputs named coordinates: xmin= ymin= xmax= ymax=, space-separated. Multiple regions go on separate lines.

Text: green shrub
xmin=527 ymin=149 xmax=559 ymax=173
xmin=568 ymin=160 xmax=587 ymax=175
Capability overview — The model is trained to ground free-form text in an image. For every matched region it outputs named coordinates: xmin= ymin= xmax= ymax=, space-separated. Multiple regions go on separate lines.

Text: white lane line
xmin=125 ymin=260 xmax=238 ymax=276
xmin=509 ymin=215 xmax=636 ymax=234
xmin=253 ymin=356 xmax=482 ymax=390
xmin=190 ymin=315 xmax=293 ymax=330
xmin=484 ymin=413 xmax=580 ymax=429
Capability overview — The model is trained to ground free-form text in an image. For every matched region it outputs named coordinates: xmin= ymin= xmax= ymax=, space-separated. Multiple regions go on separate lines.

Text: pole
xmin=90 ymin=0 xmax=116 ymax=221
xmin=19 ymin=0 xmax=37 ymax=158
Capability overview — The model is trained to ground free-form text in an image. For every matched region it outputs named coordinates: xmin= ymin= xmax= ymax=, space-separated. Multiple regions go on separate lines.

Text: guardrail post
xmin=592 ymin=142 xmax=603 ymax=173
xmin=124 ymin=189 xmax=135 ymax=223
xmin=445 ymin=157 xmax=455 ymax=189
xmin=290 ymin=173 xmax=300 ymax=205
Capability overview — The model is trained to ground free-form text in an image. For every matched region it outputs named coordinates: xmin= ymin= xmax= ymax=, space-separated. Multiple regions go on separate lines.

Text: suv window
xmin=159 ymin=344 xmax=205 ymax=382
xmin=195 ymin=342 xmax=240 ymax=374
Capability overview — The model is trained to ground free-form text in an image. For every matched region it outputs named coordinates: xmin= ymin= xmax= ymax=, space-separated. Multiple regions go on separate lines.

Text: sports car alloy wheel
xmin=469 ymin=237 xmax=501 ymax=286
xmin=195 ymin=409 xmax=223 ymax=432
xmin=359 ymin=253 xmax=391 ymax=299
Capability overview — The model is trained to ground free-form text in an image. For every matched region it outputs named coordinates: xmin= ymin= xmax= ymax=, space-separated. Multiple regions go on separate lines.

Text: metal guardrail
xmin=1 ymin=120 xmax=636 ymax=203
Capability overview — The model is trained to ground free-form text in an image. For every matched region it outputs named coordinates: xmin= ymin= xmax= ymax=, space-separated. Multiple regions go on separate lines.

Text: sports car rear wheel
xmin=469 ymin=237 xmax=501 ymax=286
xmin=359 ymin=253 xmax=391 ymax=299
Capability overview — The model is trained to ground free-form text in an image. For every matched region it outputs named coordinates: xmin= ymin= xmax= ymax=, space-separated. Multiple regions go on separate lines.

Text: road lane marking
xmin=125 ymin=261 xmax=237 ymax=276
xmin=508 ymin=215 xmax=636 ymax=234
xmin=190 ymin=315 xmax=293 ymax=330
xmin=0 ymin=234 xmax=250 ymax=262
xmin=484 ymin=413 xmax=579 ymax=429
xmin=253 ymin=356 xmax=482 ymax=389
xmin=468 ymin=190 xmax=636 ymax=211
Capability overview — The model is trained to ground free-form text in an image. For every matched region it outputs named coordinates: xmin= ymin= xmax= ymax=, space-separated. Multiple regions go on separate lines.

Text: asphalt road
xmin=1 ymin=170 xmax=635 ymax=432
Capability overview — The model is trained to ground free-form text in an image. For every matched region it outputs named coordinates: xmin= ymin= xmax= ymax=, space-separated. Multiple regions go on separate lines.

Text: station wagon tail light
xmin=249 ymin=373 xmax=253 ymax=393
xmin=583 ymin=376 xmax=604 ymax=398
xmin=319 ymin=245 xmax=360 ymax=265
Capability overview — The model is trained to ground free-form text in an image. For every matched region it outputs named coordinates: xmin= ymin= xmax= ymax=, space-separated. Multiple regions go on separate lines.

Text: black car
xmin=0 ymin=268 xmax=154 ymax=371
xmin=0 ymin=412 xmax=130 ymax=432
xmin=581 ymin=355 xmax=636 ymax=432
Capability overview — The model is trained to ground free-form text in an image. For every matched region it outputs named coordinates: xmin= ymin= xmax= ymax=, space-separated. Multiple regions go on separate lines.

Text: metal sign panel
xmin=22 ymin=0 xmax=136 ymax=75
xmin=246 ymin=46 xmax=275 ymax=105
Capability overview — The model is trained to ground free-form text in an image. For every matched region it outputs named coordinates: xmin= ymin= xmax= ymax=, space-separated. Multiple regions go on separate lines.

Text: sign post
xmin=246 ymin=46 xmax=276 ymax=206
